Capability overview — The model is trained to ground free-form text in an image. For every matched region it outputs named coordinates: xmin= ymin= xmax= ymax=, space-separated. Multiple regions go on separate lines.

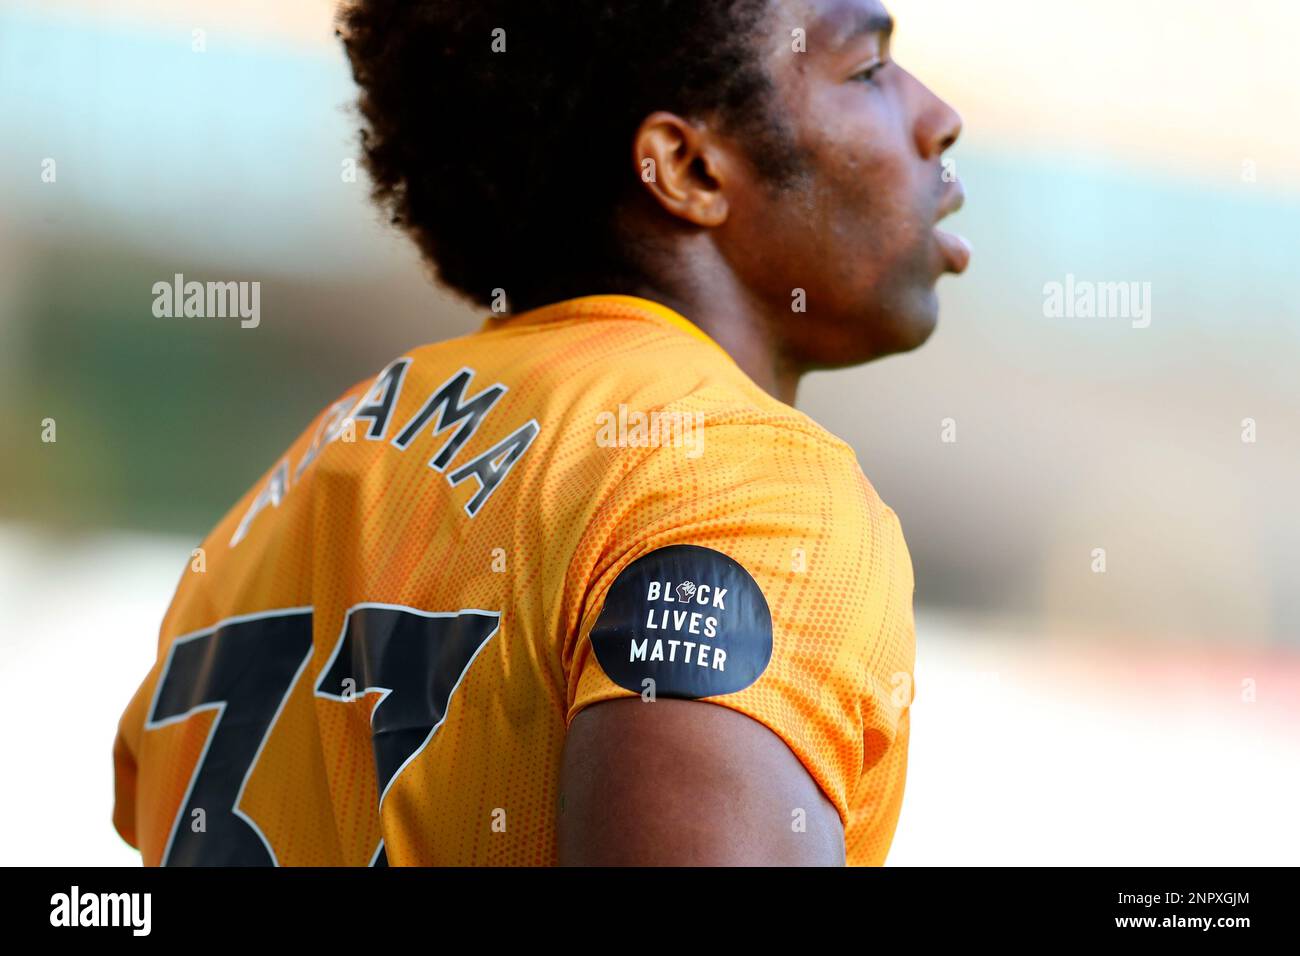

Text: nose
xmin=915 ymin=86 xmax=962 ymax=161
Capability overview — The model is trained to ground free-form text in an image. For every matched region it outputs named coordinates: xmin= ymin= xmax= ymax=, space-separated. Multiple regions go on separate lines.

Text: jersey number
xmin=147 ymin=605 xmax=498 ymax=865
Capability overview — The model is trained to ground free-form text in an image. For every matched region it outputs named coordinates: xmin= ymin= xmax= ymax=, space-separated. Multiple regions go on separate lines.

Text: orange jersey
xmin=112 ymin=294 xmax=917 ymax=866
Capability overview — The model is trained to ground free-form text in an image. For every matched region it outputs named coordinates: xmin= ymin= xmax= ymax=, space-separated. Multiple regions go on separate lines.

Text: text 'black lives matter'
xmin=590 ymin=544 xmax=772 ymax=699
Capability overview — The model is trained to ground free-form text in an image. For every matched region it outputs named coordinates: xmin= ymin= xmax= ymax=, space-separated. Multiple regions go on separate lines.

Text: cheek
xmin=819 ymin=130 xmax=920 ymax=256
xmin=783 ymin=75 xmax=926 ymax=242
xmin=719 ymin=93 xmax=930 ymax=299
xmin=790 ymin=155 xmax=924 ymax=311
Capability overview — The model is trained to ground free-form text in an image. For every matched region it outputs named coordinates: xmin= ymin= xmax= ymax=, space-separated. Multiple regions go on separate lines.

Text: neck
xmin=619 ymin=257 xmax=805 ymax=406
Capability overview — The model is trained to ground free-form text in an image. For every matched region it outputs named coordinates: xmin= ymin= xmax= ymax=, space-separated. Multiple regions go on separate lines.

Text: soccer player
xmin=112 ymin=0 xmax=968 ymax=866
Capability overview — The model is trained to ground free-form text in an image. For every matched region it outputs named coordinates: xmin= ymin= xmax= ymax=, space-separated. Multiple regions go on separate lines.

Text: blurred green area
xmin=6 ymin=241 xmax=373 ymax=535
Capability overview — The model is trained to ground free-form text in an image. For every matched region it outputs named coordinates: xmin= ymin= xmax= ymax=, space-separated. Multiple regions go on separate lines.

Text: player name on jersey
xmin=230 ymin=360 xmax=540 ymax=547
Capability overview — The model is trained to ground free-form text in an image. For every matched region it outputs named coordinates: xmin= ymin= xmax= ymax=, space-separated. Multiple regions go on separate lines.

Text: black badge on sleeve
xmin=590 ymin=544 xmax=773 ymax=699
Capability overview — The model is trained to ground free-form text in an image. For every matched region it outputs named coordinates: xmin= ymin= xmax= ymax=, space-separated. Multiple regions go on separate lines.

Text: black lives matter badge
xmin=590 ymin=544 xmax=773 ymax=699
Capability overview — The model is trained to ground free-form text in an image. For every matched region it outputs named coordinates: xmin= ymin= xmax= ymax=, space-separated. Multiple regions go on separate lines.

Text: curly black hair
xmin=337 ymin=0 xmax=801 ymax=312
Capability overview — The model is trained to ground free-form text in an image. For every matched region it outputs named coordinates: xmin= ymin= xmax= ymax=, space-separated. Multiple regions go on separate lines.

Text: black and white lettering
xmin=591 ymin=544 xmax=771 ymax=699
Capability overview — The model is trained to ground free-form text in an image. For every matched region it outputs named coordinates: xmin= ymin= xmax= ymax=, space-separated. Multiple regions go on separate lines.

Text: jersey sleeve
xmin=564 ymin=410 xmax=917 ymax=828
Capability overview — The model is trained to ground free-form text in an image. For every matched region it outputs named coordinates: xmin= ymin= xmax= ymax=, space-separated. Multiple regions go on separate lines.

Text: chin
xmin=872 ymin=289 xmax=940 ymax=357
xmin=802 ymin=286 xmax=940 ymax=369
xmin=898 ymin=307 xmax=939 ymax=351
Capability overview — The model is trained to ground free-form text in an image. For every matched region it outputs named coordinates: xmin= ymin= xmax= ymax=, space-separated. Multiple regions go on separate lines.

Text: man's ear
xmin=631 ymin=111 xmax=730 ymax=228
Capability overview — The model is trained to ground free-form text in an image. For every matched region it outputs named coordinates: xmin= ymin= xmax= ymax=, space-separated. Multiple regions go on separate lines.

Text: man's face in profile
xmin=715 ymin=0 xmax=969 ymax=369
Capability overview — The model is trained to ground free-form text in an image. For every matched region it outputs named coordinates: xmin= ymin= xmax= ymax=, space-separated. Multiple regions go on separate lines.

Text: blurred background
xmin=1 ymin=0 xmax=1296 ymax=865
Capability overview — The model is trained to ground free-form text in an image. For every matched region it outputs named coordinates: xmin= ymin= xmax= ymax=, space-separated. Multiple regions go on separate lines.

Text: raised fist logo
xmin=676 ymin=581 xmax=696 ymax=603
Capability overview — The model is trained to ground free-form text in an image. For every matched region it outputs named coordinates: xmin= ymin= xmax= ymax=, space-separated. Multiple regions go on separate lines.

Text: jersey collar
xmin=478 ymin=294 xmax=734 ymax=362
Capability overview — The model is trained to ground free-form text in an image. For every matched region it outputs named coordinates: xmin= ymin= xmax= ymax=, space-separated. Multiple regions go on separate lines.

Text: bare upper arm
xmin=558 ymin=697 xmax=846 ymax=866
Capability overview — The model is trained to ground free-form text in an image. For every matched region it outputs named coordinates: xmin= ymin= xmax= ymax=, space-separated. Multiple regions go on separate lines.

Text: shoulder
xmin=591 ymin=388 xmax=893 ymax=542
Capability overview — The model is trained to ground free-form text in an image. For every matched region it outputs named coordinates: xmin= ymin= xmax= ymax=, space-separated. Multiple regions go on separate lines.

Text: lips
xmin=934 ymin=182 xmax=970 ymax=274
xmin=935 ymin=227 xmax=971 ymax=274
